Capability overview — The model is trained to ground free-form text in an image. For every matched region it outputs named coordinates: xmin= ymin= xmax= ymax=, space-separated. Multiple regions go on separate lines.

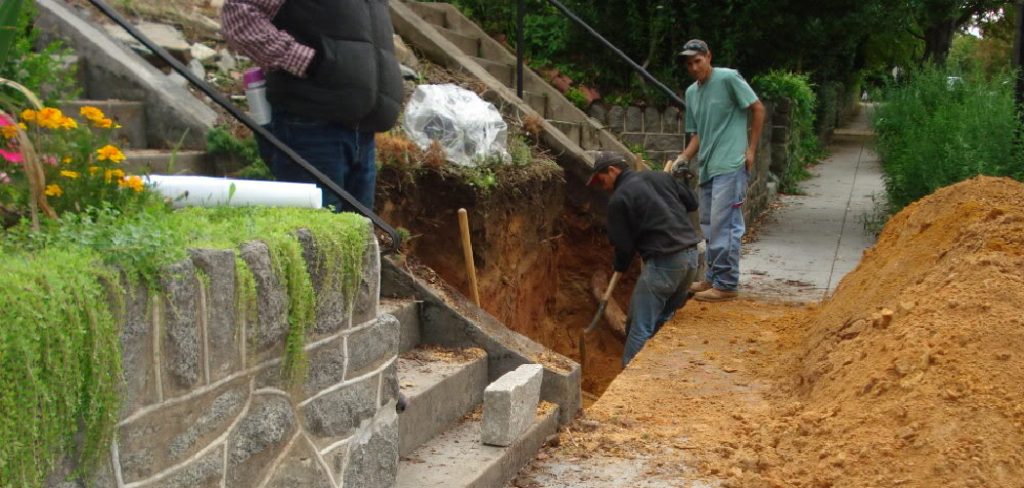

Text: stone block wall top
xmin=159 ymin=259 xmax=202 ymax=398
xmin=482 ymin=363 xmax=544 ymax=447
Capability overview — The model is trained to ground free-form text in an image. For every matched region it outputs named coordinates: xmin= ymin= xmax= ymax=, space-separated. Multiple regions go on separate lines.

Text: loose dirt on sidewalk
xmin=516 ymin=176 xmax=1024 ymax=488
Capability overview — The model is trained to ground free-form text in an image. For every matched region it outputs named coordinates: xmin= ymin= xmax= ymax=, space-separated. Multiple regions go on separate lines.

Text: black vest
xmin=267 ymin=0 xmax=403 ymax=132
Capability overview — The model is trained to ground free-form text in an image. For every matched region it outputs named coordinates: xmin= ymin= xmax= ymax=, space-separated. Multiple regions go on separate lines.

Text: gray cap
xmin=677 ymin=39 xmax=709 ymax=58
xmin=587 ymin=152 xmax=629 ymax=186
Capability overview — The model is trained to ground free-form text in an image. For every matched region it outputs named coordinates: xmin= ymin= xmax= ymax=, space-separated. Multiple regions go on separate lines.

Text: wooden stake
xmin=458 ymin=208 xmax=481 ymax=306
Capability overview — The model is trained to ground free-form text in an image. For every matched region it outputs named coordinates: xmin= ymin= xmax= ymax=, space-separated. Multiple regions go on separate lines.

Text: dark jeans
xmin=257 ymin=111 xmax=376 ymax=213
xmin=622 ymin=247 xmax=700 ymax=366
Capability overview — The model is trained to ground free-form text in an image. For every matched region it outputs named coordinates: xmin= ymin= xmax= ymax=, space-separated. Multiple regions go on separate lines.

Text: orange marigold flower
xmin=95 ymin=118 xmax=113 ymax=129
xmin=60 ymin=170 xmax=80 ymax=179
xmin=60 ymin=117 xmax=78 ymax=129
xmin=37 ymin=108 xmax=65 ymax=129
xmin=79 ymin=106 xmax=105 ymax=122
xmin=20 ymin=109 xmax=37 ymax=122
xmin=88 ymin=166 xmax=100 ymax=175
xmin=96 ymin=144 xmax=126 ymax=163
xmin=104 ymin=168 xmax=126 ymax=183
xmin=1 ymin=125 xmax=17 ymax=139
xmin=44 ymin=184 xmax=63 ymax=197
xmin=119 ymin=175 xmax=145 ymax=192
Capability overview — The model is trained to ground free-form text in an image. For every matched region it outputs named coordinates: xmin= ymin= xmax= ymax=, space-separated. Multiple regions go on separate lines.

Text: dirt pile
xmin=720 ymin=176 xmax=1024 ymax=487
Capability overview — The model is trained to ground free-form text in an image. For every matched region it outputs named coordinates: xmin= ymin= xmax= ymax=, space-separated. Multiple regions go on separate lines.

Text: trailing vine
xmin=0 ymin=206 xmax=370 ymax=486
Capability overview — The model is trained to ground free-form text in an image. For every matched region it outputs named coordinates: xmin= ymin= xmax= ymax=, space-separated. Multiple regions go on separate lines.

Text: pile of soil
xmin=518 ymin=176 xmax=1024 ymax=488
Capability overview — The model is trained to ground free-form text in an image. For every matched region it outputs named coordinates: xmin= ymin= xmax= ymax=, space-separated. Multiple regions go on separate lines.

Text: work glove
xmin=670 ymin=156 xmax=694 ymax=182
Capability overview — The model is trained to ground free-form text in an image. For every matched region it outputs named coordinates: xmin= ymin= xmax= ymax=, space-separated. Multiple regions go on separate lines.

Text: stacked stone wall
xmin=59 ymin=225 xmax=396 ymax=488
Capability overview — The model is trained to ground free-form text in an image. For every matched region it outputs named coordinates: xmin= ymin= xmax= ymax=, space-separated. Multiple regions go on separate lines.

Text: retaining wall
xmin=53 ymin=224 xmax=396 ymax=488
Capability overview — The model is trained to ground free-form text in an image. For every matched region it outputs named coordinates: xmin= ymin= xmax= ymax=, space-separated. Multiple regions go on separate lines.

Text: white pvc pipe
xmin=146 ymin=175 xmax=322 ymax=209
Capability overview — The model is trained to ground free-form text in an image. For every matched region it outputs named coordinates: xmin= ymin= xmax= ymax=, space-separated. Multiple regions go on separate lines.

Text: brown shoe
xmin=689 ymin=281 xmax=713 ymax=293
xmin=694 ymin=288 xmax=738 ymax=302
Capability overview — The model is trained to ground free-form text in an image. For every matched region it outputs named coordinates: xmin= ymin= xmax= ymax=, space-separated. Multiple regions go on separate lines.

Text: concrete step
xmin=434 ymin=24 xmax=479 ymax=57
xmin=382 ymin=298 xmax=421 ymax=354
xmin=547 ymin=119 xmax=581 ymax=147
xmin=395 ymin=403 xmax=559 ymax=488
xmin=408 ymin=1 xmax=448 ymax=28
xmin=522 ymin=90 xmax=547 ymax=117
xmin=470 ymin=56 xmax=513 ymax=87
xmin=61 ymin=99 xmax=147 ymax=149
xmin=397 ymin=346 xmax=488 ymax=457
xmin=122 ymin=149 xmax=210 ymax=175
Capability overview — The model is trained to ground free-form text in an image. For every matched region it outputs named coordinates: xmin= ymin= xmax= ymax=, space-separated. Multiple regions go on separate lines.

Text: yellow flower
xmin=95 ymin=117 xmax=120 ymax=129
xmin=88 ymin=166 xmax=100 ymax=175
xmin=44 ymin=184 xmax=63 ymax=197
xmin=62 ymin=155 xmax=72 ymax=164
xmin=20 ymin=109 xmax=36 ymax=122
xmin=37 ymin=108 xmax=66 ymax=129
xmin=60 ymin=170 xmax=80 ymax=179
xmin=96 ymin=144 xmax=126 ymax=163
xmin=104 ymin=168 xmax=125 ymax=183
xmin=1 ymin=125 xmax=17 ymax=139
xmin=60 ymin=117 xmax=78 ymax=129
xmin=79 ymin=106 xmax=105 ymax=122
xmin=119 ymin=175 xmax=145 ymax=192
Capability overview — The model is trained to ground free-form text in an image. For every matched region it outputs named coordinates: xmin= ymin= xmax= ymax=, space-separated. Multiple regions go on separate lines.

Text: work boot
xmin=694 ymin=288 xmax=738 ymax=302
xmin=689 ymin=281 xmax=713 ymax=293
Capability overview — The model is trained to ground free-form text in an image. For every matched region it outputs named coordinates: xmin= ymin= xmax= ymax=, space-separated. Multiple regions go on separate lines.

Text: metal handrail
xmin=516 ymin=0 xmax=686 ymax=109
xmin=87 ymin=0 xmax=402 ymax=254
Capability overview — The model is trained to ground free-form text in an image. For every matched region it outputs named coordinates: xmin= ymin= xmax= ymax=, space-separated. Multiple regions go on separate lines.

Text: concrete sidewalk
xmin=740 ymin=104 xmax=885 ymax=302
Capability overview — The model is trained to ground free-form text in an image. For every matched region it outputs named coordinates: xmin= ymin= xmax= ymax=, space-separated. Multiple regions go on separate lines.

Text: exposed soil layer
xmin=516 ymin=176 xmax=1024 ymax=488
xmin=377 ymin=160 xmax=632 ymax=395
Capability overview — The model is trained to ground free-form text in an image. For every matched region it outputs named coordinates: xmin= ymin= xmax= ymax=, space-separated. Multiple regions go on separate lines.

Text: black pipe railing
xmin=515 ymin=0 xmax=686 ymax=110
xmin=87 ymin=0 xmax=402 ymax=254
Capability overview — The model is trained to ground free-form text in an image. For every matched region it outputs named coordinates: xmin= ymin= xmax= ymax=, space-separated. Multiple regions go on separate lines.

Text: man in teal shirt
xmin=665 ymin=39 xmax=764 ymax=301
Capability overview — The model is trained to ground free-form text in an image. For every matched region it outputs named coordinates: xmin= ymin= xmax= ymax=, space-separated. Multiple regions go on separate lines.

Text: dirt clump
xmin=520 ymin=176 xmax=1024 ymax=488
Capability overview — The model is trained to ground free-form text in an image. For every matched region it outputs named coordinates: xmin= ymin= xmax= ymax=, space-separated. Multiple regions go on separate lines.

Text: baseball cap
xmin=586 ymin=152 xmax=629 ymax=186
xmin=677 ymin=39 xmax=709 ymax=58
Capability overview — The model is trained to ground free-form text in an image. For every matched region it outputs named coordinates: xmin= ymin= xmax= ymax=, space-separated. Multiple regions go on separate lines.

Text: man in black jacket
xmin=588 ymin=152 xmax=701 ymax=366
xmin=223 ymin=0 xmax=403 ymax=212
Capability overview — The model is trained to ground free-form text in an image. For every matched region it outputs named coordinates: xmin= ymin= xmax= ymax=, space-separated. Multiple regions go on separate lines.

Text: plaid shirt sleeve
xmin=221 ymin=0 xmax=314 ymax=77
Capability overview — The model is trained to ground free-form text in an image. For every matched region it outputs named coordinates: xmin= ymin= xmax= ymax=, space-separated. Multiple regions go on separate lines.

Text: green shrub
xmin=872 ymin=64 xmax=1022 ymax=211
xmin=206 ymin=126 xmax=273 ymax=180
xmin=752 ymin=70 xmax=823 ymax=193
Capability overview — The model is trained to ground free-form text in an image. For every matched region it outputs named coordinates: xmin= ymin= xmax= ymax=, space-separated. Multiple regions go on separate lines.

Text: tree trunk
xmin=923 ymin=18 xmax=958 ymax=63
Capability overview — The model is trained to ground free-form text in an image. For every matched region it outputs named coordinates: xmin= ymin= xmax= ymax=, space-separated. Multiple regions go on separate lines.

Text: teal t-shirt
xmin=684 ymin=67 xmax=759 ymax=184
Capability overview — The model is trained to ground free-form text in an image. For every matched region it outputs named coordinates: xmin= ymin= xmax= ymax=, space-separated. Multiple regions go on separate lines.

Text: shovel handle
xmin=602 ymin=272 xmax=621 ymax=302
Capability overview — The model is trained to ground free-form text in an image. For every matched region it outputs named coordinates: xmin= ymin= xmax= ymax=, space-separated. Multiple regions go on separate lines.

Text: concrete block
xmin=398 ymin=348 xmax=487 ymax=456
xmin=189 ymin=249 xmax=241 ymax=381
xmin=663 ymin=106 xmax=681 ymax=133
xmin=303 ymin=373 xmax=379 ymax=439
xmin=116 ymin=277 xmax=157 ymax=419
xmin=343 ymin=410 xmax=399 ymax=488
xmin=481 ymin=363 xmax=543 ymax=447
xmin=624 ymin=106 xmax=643 ymax=132
xmin=381 ymin=299 xmax=420 ymax=353
xmin=303 ymin=334 xmax=346 ymax=397
xmin=645 ymin=133 xmax=686 ymax=152
xmin=346 ymin=315 xmax=400 ymax=379
xmin=118 ymin=377 xmax=248 ymax=483
xmin=607 ymin=105 xmax=625 ymax=133
xmin=587 ymin=102 xmax=608 ymax=124
xmin=263 ymin=438 xmax=333 ymax=488
xmin=226 ymin=394 xmax=298 ymax=487
xmin=239 ymin=241 xmax=288 ymax=356
xmin=352 ymin=227 xmax=381 ymax=327
xmin=643 ymin=106 xmax=661 ymax=132
xmin=159 ymin=259 xmax=202 ymax=397
xmin=296 ymin=229 xmax=348 ymax=336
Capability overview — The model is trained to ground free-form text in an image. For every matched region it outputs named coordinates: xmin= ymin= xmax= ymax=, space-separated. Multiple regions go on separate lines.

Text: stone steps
xmin=61 ymin=99 xmax=147 ymax=149
xmin=382 ymin=298 xmax=421 ymax=353
xmin=400 ymin=1 xmax=629 ymax=155
xmin=397 ymin=346 xmax=488 ymax=457
xmin=394 ymin=404 xmax=559 ymax=488
xmin=123 ymin=148 xmax=211 ymax=175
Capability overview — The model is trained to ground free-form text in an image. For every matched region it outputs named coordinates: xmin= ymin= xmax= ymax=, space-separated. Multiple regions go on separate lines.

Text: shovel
xmin=579 ymin=271 xmax=621 ymax=370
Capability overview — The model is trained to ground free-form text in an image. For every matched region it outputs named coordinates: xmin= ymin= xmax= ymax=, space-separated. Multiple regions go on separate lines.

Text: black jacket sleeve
xmin=674 ymin=178 xmax=699 ymax=212
xmin=607 ymin=198 xmax=635 ymax=272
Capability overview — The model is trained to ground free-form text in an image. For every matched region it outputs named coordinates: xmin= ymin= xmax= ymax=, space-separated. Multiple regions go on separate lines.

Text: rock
xmin=105 ymin=22 xmax=190 ymax=61
xmin=392 ymin=35 xmax=419 ymax=70
xmin=481 ymin=363 xmax=543 ymax=447
xmin=191 ymin=43 xmax=218 ymax=63
xmin=216 ymin=49 xmax=237 ymax=74
xmin=188 ymin=59 xmax=206 ymax=80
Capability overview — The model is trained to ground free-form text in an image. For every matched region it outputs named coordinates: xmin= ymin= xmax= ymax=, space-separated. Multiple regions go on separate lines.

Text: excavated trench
xmin=376 ymin=158 xmax=634 ymax=397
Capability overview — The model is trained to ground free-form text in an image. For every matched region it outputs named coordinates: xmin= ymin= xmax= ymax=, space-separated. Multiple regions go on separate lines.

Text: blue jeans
xmin=699 ymin=168 xmax=747 ymax=291
xmin=257 ymin=111 xmax=376 ymax=213
xmin=623 ymin=248 xmax=699 ymax=366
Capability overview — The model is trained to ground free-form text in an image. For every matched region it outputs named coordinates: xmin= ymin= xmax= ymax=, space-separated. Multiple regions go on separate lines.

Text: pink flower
xmin=0 ymin=172 xmax=9 ymax=184
xmin=0 ymin=148 xmax=23 ymax=163
xmin=42 ymin=154 xmax=57 ymax=166
xmin=0 ymin=114 xmax=13 ymax=127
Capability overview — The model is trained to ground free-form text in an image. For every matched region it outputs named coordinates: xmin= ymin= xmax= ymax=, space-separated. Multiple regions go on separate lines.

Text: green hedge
xmin=752 ymin=70 xmax=823 ymax=193
xmin=873 ymin=65 xmax=1023 ymax=210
